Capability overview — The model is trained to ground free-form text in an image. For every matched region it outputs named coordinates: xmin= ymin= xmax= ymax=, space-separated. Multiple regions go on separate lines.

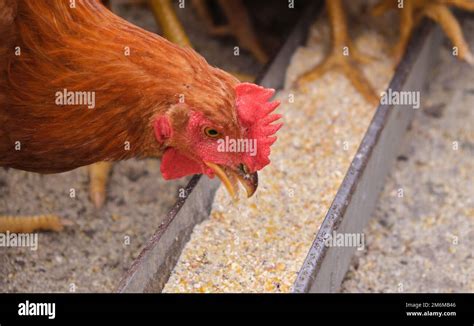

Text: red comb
xmin=235 ymin=83 xmax=282 ymax=172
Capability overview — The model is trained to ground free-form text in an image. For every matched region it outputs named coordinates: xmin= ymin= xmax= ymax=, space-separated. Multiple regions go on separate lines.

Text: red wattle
xmin=160 ymin=148 xmax=203 ymax=180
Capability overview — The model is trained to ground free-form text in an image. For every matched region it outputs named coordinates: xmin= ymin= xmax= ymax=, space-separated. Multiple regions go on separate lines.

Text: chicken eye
xmin=204 ymin=127 xmax=220 ymax=138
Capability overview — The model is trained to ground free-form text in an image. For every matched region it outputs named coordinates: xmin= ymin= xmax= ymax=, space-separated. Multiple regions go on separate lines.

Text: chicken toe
xmin=296 ymin=0 xmax=379 ymax=106
xmin=0 ymin=215 xmax=69 ymax=233
xmin=374 ymin=0 xmax=474 ymax=65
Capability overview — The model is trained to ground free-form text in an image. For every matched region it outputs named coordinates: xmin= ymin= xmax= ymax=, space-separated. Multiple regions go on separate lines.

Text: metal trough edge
xmin=293 ymin=22 xmax=443 ymax=293
xmin=116 ymin=1 xmax=324 ymax=293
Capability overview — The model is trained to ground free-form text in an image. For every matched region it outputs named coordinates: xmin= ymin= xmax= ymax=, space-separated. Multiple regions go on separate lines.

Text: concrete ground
xmin=341 ymin=19 xmax=474 ymax=293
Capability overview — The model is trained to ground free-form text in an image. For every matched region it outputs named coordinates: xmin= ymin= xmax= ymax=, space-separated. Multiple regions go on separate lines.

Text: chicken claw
xmin=297 ymin=0 xmax=379 ymax=106
xmin=373 ymin=0 xmax=474 ymax=65
xmin=423 ymin=2 xmax=474 ymax=65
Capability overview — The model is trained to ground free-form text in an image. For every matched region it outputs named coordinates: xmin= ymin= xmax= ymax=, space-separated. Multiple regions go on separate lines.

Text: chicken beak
xmin=235 ymin=163 xmax=258 ymax=198
xmin=204 ymin=162 xmax=258 ymax=199
xmin=205 ymin=162 xmax=237 ymax=198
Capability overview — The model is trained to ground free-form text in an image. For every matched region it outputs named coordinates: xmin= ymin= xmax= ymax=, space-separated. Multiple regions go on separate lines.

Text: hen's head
xmin=153 ymin=76 xmax=282 ymax=198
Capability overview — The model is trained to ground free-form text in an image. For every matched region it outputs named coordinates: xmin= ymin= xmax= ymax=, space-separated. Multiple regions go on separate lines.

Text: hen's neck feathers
xmin=0 ymin=0 xmax=237 ymax=173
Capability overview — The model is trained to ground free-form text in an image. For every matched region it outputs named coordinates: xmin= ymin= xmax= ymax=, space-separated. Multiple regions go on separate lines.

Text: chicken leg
xmin=89 ymin=162 xmax=113 ymax=208
xmin=148 ymin=0 xmax=191 ymax=45
xmin=148 ymin=0 xmax=255 ymax=81
xmin=191 ymin=0 xmax=269 ymax=64
xmin=85 ymin=0 xmax=117 ymax=210
xmin=372 ymin=0 xmax=474 ymax=65
xmin=296 ymin=0 xmax=379 ymax=106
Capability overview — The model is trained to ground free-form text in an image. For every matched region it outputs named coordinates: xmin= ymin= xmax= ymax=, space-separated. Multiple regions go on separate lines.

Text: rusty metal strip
xmin=293 ymin=22 xmax=443 ymax=293
xmin=117 ymin=0 xmax=324 ymax=293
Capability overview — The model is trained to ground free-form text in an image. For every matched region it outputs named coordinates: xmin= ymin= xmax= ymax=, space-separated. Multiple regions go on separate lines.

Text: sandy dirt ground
xmin=342 ymin=19 xmax=474 ymax=293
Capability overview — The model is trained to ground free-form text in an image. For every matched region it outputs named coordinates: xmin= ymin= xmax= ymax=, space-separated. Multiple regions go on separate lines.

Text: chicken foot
xmin=372 ymin=0 xmax=474 ymax=65
xmin=296 ymin=0 xmax=379 ymax=106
